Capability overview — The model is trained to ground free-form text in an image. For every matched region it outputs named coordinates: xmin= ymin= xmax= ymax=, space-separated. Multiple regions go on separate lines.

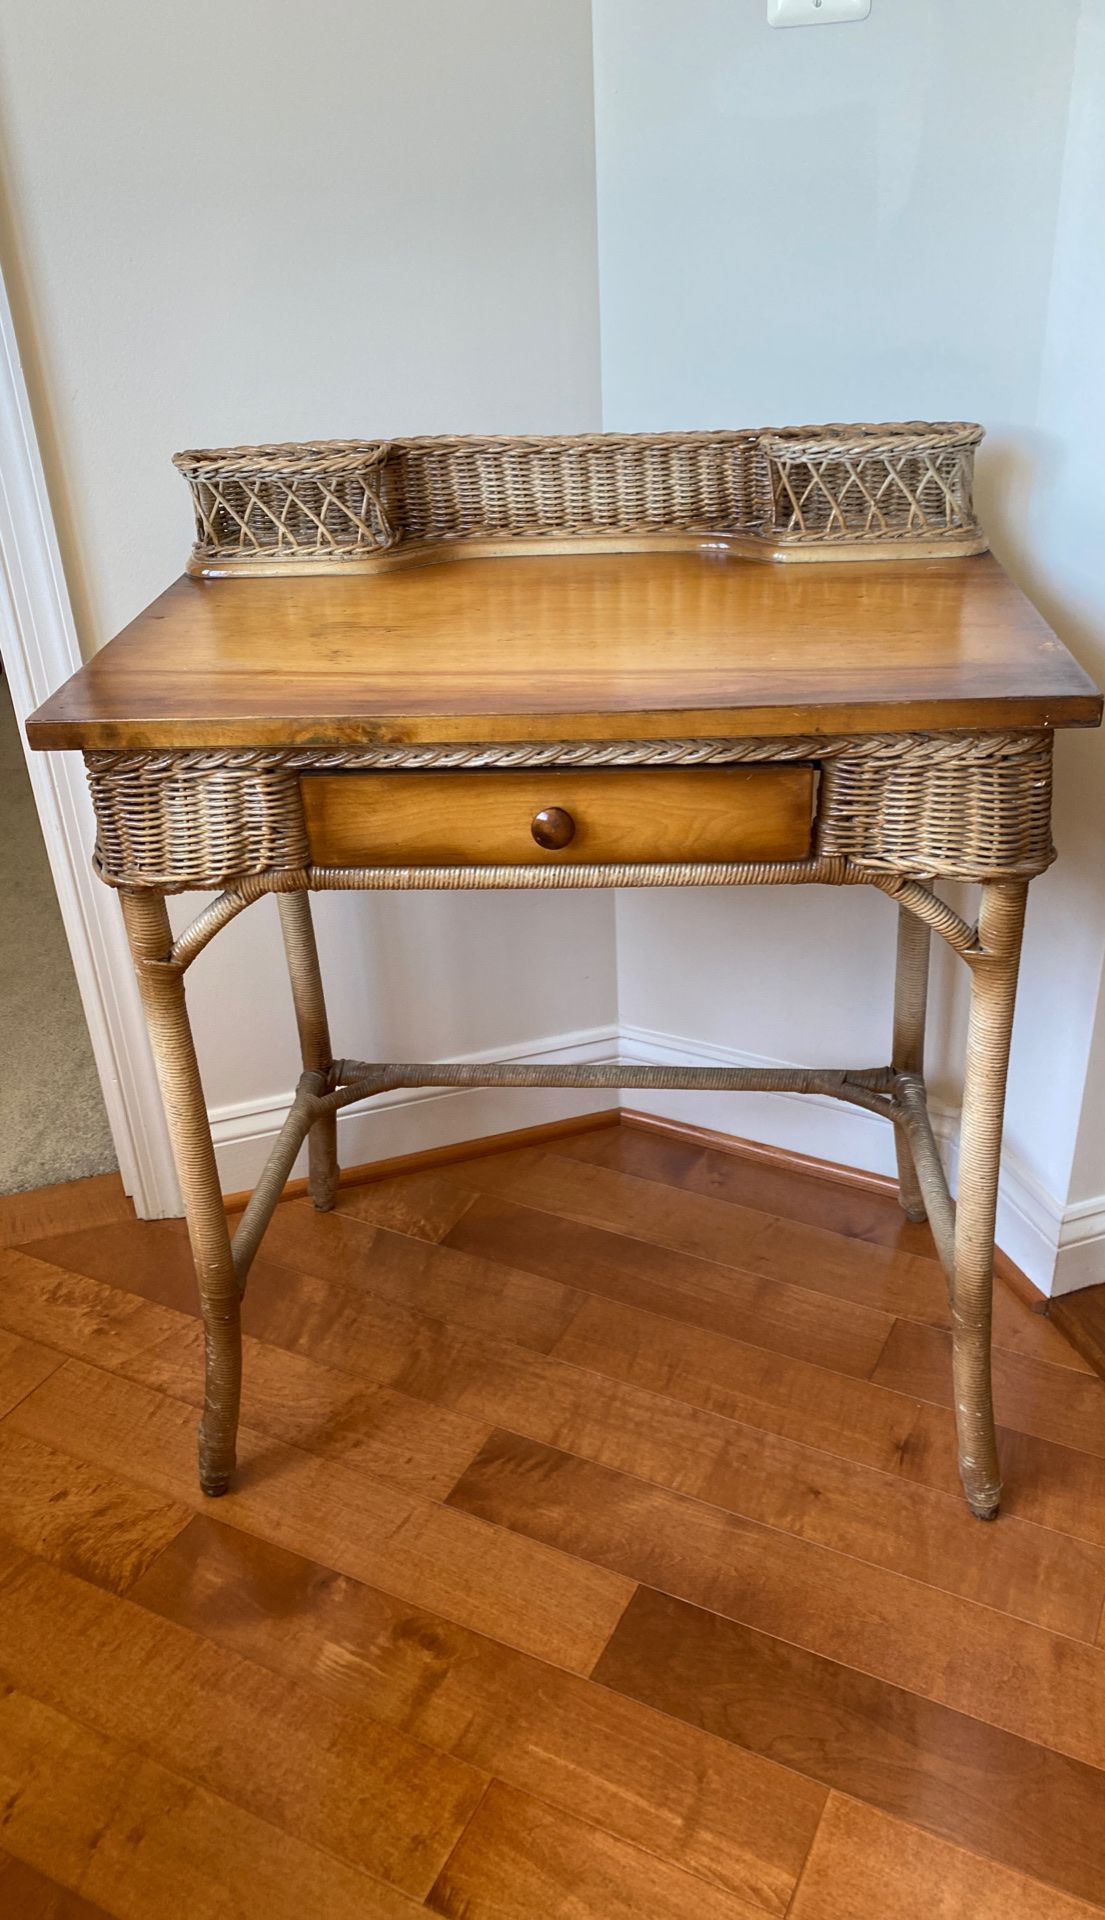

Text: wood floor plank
xmin=6 ymin=1221 xmax=932 ymax=1536
xmin=0 ymin=1173 xmax=132 ymax=1250
xmin=0 ymin=1681 xmax=424 ymax=1919
xmin=23 ymin=1215 xmax=213 ymax=1315
xmin=28 ymin=1205 xmax=581 ymax=1358
xmin=0 ymin=1848 xmax=113 ymax=1919
xmin=265 ymin=1201 xmax=584 ymax=1350
xmin=266 ymin=1287 xmax=1068 ymax=1627
xmin=553 ymin=1291 xmax=920 ymax=1472
xmin=22 ymin=1220 xmax=1090 ymax=1632
xmin=34 ymin=1190 xmax=1105 ymax=1566
xmin=5 ymin=1135 xmax=1105 ymax=1918
xmin=787 ymin=1794 xmax=1103 ymax=1919
xmin=447 ymin=1430 xmax=1105 ymax=1771
xmin=593 ymin=1586 xmax=1105 ymax=1910
xmin=32 ymin=1136 xmax=1078 ymax=1379
xmin=129 ymin=1514 xmax=826 ymax=1915
xmin=0 ymin=1229 xmax=929 ymax=1552
xmin=0 ymin=1547 xmax=485 ymax=1899
xmin=0 ymin=1247 xmax=491 ymax=1500
xmin=0 ymin=1244 xmax=201 ymax=1383
xmin=426 ymin=1780 xmax=769 ymax=1920
xmin=293 ymin=1274 xmax=915 ymax=1505
xmin=901 ymin=1401 xmax=1105 ymax=1551
xmin=27 ymin=1201 xmax=1091 ymax=1632
xmin=974 ymin=1279 xmax=1094 ymax=1376
xmin=554 ymin=1289 xmax=1105 ymax=1558
xmin=443 ymin=1192 xmax=895 ymax=1377
xmin=874 ymin=1319 xmax=1105 ymax=1458
xmin=333 ymin=1168 xmax=476 ymax=1241
xmin=7 ymin=1359 xmax=632 ymax=1672
xmin=1050 ymin=1284 xmax=1105 ymax=1382
xmin=560 ymin=1127 xmax=1090 ymax=1372
xmin=25 ymin=1137 xmax=1080 ymax=1375
xmin=657 ymin=1404 xmax=1105 ymax=1639
xmin=23 ymin=1212 xmax=542 ymax=1371
xmin=16 ymin=1186 xmax=1099 ymax=1632
xmin=462 ymin=1142 xmax=1087 ymax=1375
xmin=445 ymin=1146 xmax=968 ymax=1325
xmin=562 ymin=1123 xmax=940 ymax=1253
xmin=0 ymin=1424 xmax=189 ymax=1594
xmin=0 ymin=1326 xmax=63 ymax=1418
xmin=19 ymin=1210 xmax=923 ymax=1485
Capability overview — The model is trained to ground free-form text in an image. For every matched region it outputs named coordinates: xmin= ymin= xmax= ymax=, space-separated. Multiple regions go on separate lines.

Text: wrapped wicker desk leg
xmin=953 ymin=880 xmax=1027 ymax=1520
xmin=120 ymin=890 xmax=240 ymax=1495
xmin=892 ymin=906 xmax=931 ymax=1223
xmin=277 ymin=892 xmax=339 ymax=1211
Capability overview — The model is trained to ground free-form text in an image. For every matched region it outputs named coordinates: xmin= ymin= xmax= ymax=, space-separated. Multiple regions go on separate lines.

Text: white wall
xmin=593 ymin=0 xmax=1079 ymax=433
xmin=594 ymin=0 xmax=1105 ymax=1290
xmin=0 ymin=0 xmax=618 ymax=1191
xmin=1018 ymin=0 xmax=1105 ymax=1289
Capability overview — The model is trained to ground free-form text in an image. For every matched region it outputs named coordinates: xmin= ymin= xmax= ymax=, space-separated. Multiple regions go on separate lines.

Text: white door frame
xmin=0 ymin=264 xmax=179 ymax=1216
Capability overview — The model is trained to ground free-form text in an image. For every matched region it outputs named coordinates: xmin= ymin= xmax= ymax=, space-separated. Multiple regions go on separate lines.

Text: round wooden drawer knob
xmin=531 ymin=805 xmax=576 ymax=850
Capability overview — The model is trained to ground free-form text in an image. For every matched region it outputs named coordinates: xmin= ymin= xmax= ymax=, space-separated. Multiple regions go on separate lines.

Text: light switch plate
xmin=768 ymin=0 xmax=871 ymax=25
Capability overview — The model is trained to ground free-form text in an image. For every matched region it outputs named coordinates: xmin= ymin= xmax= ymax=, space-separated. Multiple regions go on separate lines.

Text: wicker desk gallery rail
xmin=174 ymin=420 xmax=986 ymax=574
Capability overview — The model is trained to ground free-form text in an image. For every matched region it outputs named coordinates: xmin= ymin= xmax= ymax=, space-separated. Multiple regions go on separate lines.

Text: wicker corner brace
xmin=173 ymin=422 xmax=986 ymax=574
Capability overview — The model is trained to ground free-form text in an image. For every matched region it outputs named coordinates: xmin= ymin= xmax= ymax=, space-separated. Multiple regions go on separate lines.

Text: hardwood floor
xmin=1044 ymin=1283 xmax=1105 ymax=1392
xmin=2 ymin=1119 xmax=1105 ymax=1916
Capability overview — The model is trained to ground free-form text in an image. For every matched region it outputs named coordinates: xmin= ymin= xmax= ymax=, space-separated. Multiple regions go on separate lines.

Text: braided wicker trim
xmin=173 ymin=423 xmax=985 ymax=573
xmin=84 ymin=730 xmax=1047 ymax=778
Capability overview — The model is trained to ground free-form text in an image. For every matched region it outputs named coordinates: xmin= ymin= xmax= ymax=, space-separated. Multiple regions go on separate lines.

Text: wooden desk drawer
xmin=300 ymin=766 xmax=814 ymax=867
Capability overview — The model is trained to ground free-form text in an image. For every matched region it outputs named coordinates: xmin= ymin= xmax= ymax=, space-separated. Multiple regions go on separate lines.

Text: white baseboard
xmin=207 ymin=1012 xmax=1105 ymax=1298
xmin=904 ymin=1093 xmax=1104 ymax=1298
xmin=209 ymin=1023 xmax=622 ymax=1194
xmin=618 ymin=1022 xmax=901 ymax=1180
xmin=1047 ymin=1194 xmax=1105 ymax=1298
xmin=924 ymin=1102 xmax=1068 ymax=1296
xmin=621 ymin=1020 xmax=1102 ymax=1299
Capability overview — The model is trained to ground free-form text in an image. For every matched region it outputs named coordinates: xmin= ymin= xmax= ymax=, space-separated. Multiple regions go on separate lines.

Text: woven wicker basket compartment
xmin=174 ymin=422 xmax=985 ymax=576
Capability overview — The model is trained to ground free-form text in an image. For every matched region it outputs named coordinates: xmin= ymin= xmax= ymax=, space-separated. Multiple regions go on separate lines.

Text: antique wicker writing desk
xmin=26 ymin=430 xmax=1103 ymax=1522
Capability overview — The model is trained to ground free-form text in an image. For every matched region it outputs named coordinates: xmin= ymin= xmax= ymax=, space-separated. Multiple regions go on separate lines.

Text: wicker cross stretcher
xmin=26 ymin=422 xmax=1103 ymax=1524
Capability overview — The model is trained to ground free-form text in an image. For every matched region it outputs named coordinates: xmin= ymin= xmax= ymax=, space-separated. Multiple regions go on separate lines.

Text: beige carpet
xmin=0 ymin=669 xmax=117 ymax=1190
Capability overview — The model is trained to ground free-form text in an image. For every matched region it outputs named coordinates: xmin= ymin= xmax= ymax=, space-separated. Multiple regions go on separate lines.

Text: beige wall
xmin=0 ymin=0 xmax=617 ymax=1187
